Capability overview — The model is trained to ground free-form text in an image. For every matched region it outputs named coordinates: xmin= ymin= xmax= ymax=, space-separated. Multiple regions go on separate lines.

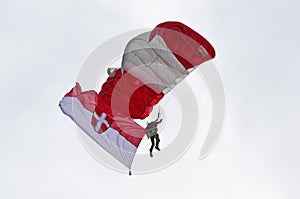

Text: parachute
xmin=59 ymin=21 xmax=216 ymax=170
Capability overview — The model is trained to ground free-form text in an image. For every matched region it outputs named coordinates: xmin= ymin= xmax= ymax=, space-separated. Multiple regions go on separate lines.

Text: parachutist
xmin=146 ymin=112 xmax=163 ymax=158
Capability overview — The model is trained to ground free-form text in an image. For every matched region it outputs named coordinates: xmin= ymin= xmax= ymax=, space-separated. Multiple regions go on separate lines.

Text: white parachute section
xmin=121 ymin=32 xmax=195 ymax=95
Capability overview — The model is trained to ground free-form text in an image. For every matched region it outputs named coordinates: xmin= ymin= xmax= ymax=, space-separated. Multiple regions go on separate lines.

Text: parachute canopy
xmin=59 ymin=21 xmax=215 ymax=170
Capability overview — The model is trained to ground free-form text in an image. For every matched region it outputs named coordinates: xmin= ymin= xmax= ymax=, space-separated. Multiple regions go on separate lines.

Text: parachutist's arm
xmin=158 ymin=119 xmax=163 ymax=124
xmin=155 ymin=111 xmax=161 ymax=122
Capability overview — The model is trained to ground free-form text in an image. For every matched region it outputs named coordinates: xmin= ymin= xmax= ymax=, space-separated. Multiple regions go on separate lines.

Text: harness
xmin=146 ymin=122 xmax=158 ymax=138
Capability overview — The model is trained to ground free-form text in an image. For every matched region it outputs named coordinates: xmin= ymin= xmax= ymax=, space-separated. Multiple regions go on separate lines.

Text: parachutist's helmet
xmin=107 ymin=67 xmax=117 ymax=78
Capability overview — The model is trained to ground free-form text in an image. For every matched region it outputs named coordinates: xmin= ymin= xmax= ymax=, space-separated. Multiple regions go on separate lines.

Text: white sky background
xmin=0 ymin=0 xmax=300 ymax=198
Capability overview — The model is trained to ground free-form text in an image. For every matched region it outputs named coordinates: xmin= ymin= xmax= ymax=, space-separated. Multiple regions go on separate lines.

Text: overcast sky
xmin=0 ymin=0 xmax=300 ymax=198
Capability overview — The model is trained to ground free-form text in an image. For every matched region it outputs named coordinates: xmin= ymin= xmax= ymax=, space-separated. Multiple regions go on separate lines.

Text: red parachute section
xmin=150 ymin=21 xmax=216 ymax=69
xmin=97 ymin=68 xmax=164 ymax=120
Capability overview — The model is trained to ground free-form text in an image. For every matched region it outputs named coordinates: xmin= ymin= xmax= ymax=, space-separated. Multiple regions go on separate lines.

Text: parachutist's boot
xmin=150 ymin=151 xmax=153 ymax=158
xmin=155 ymin=146 xmax=160 ymax=151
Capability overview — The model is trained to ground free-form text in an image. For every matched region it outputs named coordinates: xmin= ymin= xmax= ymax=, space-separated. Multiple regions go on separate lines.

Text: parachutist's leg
xmin=150 ymin=136 xmax=155 ymax=152
xmin=150 ymin=136 xmax=155 ymax=158
xmin=155 ymin=134 xmax=160 ymax=151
